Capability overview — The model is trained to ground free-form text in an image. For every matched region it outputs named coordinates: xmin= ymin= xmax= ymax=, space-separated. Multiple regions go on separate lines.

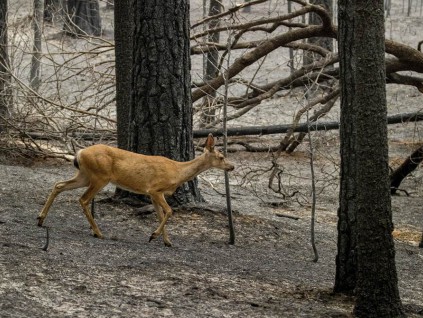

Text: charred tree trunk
xmin=114 ymin=0 xmax=133 ymax=150
xmin=335 ymin=0 xmax=405 ymax=316
xmin=129 ymin=0 xmax=203 ymax=205
xmin=113 ymin=0 xmax=133 ymax=200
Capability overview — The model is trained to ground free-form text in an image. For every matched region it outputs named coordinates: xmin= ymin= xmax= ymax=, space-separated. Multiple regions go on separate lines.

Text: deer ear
xmin=205 ymin=133 xmax=215 ymax=151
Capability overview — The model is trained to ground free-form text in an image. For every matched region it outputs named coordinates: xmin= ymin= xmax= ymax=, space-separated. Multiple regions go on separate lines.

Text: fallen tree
xmin=193 ymin=111 xmax=423 ymax=138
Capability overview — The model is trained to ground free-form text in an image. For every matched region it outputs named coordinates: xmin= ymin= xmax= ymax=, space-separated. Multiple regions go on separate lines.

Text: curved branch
xmin=192 ymin=0 xmax=333 ymax=40
xmin=192 ymin=6 xmax=313 ymax=40
xmin=387 ymin=73 xmax=423 ymax=93
xmin=386 ymin=40 xmax=423 ymax=73
xmin=192 ymin=24 xmax=336 ymax=102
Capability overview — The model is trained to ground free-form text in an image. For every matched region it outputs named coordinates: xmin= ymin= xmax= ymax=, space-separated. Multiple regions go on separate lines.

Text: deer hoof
xmin=37 ymin=217 xmax=44 ymax=227
xmin=93 ymin=232 xmax=104 ymax=239
xmin=164 ymin=240 xmax=172 ymax=247
xmin=149 ymin=232 xmax=159 ymax=242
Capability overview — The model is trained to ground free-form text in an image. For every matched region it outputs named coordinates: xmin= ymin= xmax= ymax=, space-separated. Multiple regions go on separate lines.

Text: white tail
xmin=37 ymin=134 xmax=234 ymax=246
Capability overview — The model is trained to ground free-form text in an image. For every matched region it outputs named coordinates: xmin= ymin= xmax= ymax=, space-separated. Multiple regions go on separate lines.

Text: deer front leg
xmin=38 ymin=173 xmax=88 ymax=226
xmin=149 ymin=193 xmax=173 ymax=245
xmin=151 ymin=200 xmax=172 ymax=247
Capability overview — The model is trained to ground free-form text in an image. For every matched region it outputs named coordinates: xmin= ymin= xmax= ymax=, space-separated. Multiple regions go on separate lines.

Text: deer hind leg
xmin=149 ymin=193 xmax=173 ymax=245
xmin=38 ymin=172 xmax=89 ymax=226
xmin=79 ymin=180 xmax=108 ymax=238
xmin=151 ymin=200 xmax=172 ymax=247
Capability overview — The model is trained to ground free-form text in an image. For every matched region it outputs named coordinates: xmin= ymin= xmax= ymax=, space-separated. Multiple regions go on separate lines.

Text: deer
xmin=37 ymin=133 xmax=235 ymax=247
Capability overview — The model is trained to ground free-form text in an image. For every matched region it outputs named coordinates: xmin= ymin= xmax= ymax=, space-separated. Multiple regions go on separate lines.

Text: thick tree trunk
xmin=335 ymin=1 xmax=405 ymax=317
xmin=64 ymin=0 xmax=101 ymax=37
xmin=113 ymin=0 xmax=133 ymax=200
xmin=130 ymin=0 xmax=203 ymax=205
xmin=114 ymin=0 xmax=133 ymax=150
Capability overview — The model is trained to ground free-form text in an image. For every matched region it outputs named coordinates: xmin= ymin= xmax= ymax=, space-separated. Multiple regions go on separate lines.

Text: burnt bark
xmin=114 ymin=0 xmax=133 ymax=150
xmin=335 ymin=1 xmax=405 ymax=316
xmin=129 ymin=0 xmax=203 ymax=205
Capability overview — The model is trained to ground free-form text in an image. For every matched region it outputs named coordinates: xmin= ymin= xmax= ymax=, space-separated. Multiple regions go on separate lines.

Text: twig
xmin=307 ymin=111 xmax=318 ymax=263
xmin=41 ymin=226 xmax=49 ymax=251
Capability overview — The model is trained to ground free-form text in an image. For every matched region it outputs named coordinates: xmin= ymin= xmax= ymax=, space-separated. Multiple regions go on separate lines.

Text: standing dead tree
xmin=2 ymin=0 xmax=423 ymax=163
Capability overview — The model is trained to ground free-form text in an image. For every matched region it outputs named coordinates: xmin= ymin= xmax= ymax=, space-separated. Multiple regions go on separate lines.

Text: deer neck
xmin=177 ymin=153 xmax=210 ymax=184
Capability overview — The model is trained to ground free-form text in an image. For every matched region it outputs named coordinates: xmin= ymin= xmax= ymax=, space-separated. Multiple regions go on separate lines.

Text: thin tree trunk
xmin=30 ymin=0 xmax=44 ymax=91
xmin=200 ymin=0 xmax=222 ymax=127
xmin=0 ymin=0 xmax=10 ymax=132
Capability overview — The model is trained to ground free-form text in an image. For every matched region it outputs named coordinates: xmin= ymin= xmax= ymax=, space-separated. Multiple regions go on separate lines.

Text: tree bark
xmin=335 ymin=1 xmax=405 ymax=316
xmin=130 ymin=0 xmax=203 ymax=205
xmin=114 ymin=0 xmax=133 ymax=150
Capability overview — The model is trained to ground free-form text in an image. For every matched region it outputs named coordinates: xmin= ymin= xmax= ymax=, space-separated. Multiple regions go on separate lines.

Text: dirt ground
xmin=1 ymin=0 xmax=423 ymax=317
xmin=0 ymin=147 xmax=422 ymax=318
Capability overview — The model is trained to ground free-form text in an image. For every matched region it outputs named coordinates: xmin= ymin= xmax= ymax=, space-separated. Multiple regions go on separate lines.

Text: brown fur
xmin=37 ymin=134 xmax=234 ymax=247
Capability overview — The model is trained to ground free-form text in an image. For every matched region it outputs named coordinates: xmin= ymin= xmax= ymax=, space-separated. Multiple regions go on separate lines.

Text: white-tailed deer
xmin=37 ymin=134 xmax=234 ymax=246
